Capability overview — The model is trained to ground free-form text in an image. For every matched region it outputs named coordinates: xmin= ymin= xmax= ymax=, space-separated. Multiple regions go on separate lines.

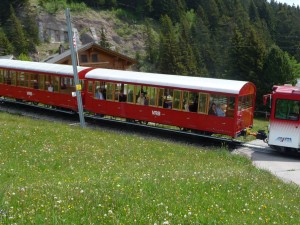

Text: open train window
xmin=106 ymin=82 xmax=115 ymax=101
xmin=126 ymin=84 xmax=135 ymax=103
xmin=275 ymin=99 xmax=299 ymax=121
xmin=30 ymin=74 xmax=39 ymax=89
xmin=17 ymin=72 xmax=28 ymax=87
xmin=172 ymin=90 xmax=182 ymax=110
xmin=198 ymin=93 xmax=208 ymax=114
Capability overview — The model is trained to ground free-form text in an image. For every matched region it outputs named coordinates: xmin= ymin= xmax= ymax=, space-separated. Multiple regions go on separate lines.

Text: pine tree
xmin=144 ymin=19 xmax=159 ymax=64
xmin=158 ymin=15 xmax=180 ymax=74
xmin=0 ymin=28 xmax=14 ymax=55
xmin=99 ymin=27 xmax=110 ymax=49
xmin=5 ymin=5 xmax=28 ymax=56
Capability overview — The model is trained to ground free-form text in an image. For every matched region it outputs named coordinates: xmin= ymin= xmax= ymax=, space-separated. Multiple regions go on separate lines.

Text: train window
xmin=198 ymin=93 xmax=208 ymax=114
xmin=0 ymin=69 xmax=3 ymax=83
xmin=52 ymin=76 xmax=59 ymax=92
xmin=238 ymin=95 xmax=254 ymax=111
xmin=3 ymin=71 xmax=11 ymax=85
xmin=136 ymin=85 xmax=144 ymax=105
xmin=126 ymin=84 xmax=135 ymax=103
xmin=114 ymin=83 xmax=126 ymax=102
xmin=44 ymin=75 xmax=54 ymax=92
xmin=30 ymin=74 xmax=39 ymax=89
xmin=17 ymin=72 xmax=28 ymax=87
xmin=275 ymin=99 xmax=299 ymax=121
xmin=9 ymin=71 xmax=16 ymax=86
xmin=188 ymin=92 xmax=198 ymax=112
xmin=147 ymin=86 xmax=157 ymax=106
xmin=183 ymin=91 xmax=189 ymax=111
xmin=173 ymin=90 xmax=182 ymax=110
xmin=158 ymin=88 xmax=165 ymax=107
xmin=88 ymin=81 xmax=93 ymax=93
xmin=38 ymin=74 xmax=44 ymax=90
xmin=209 ymin=95 xmax=229 ymax=117
xmin=106 ymin=82 xmax=115 ymax=101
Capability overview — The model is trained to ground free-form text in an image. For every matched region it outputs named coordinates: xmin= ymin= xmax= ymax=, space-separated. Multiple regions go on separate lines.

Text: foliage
xmin=0 ymin=29 xmax=13 ymax=55
xmin=0 ymin=112 xmax=300 ymax=224
xmin=5 ymin=6 xmax=28 ymax=55
xmin=99 ymin=27 xmax=110 ymax=49
xmin=18 ymin=53 xmax=32 ymax=61
xmin=1 ymin=0 xmax=300 ymax=108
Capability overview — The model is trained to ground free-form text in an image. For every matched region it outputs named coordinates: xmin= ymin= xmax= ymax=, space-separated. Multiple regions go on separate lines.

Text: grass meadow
xmin=0 ymin=112 xmax=299 ymax=224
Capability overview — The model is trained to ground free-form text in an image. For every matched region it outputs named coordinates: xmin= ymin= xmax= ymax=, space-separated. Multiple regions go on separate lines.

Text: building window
xmin=92 ymin=54 xmax=98 ymax=62
xmin=80 ymin=55 xmax=88 ymax=63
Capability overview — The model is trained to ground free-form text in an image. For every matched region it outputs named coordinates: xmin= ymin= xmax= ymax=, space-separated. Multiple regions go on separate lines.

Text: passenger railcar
xmin=264 ymin=83 xmax=300 ymax=152
xmin=83 ymin=68 xmax=256 ymax=138
xmin=0 ymin=59 xmax=256 ymax=138
xmin=0 ymin=59 xmax=91 ymax=111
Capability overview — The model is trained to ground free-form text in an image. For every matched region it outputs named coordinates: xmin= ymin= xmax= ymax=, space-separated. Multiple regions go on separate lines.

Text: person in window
xmin=95 ymin=86 xmax=104 ymax=100
xmin=33 ymin=80 xmax=39 ymax=89
xmin=189 ymin=100 xmax=198 ymax=112
xmin=47 ymin=82 xmax=54 ymax=92
xmin=119 ymin=88 xmax=127 ymax=102
xmin=144 ymin=93 xmax=149 ymax=106
xmin=216 ymin=103 xmax=225 ymax=116
xmin=208 ymin=103 xmax=217 ymax=115
xmin=137 ymin=92 xmax=145 ymax=105
xmin=183 ymin=99 xmax=189 ymax=111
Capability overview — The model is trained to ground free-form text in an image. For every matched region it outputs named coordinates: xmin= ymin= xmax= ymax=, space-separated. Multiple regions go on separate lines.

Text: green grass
xmin=0 ymin=112 xmax=299 ymax=224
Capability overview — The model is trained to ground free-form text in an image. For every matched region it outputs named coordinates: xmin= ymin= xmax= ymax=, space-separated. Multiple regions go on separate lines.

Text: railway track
xmin=0 ymin=98 xmax=270 ymax=151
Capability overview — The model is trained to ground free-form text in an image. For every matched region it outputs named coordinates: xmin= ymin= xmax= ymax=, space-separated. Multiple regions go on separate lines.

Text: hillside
xmin=35 ymin=8 xmax=147 ymax=62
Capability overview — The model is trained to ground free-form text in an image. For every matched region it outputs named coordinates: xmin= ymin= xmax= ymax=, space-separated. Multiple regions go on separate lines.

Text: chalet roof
xmin=43 ymin=42 xmax=136 ymax=65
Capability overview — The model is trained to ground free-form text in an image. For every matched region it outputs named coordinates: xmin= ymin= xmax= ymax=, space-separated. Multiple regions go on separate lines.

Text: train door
xmin=268 ymin=98 xmax=300 ymax=150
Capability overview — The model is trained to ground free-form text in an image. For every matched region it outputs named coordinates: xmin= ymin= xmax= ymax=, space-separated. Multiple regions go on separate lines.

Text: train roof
xmin=273 ymin=85 xmax=300 ymax=94
xmin=0 ymin=59 xmax=89 ymax=77
xmin=85 ymin=68 xmax=254 ymax=95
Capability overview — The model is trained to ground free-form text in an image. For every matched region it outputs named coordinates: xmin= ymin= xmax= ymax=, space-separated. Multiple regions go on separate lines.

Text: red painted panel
xmin=0 ymin=84 xmax=78 ymax=111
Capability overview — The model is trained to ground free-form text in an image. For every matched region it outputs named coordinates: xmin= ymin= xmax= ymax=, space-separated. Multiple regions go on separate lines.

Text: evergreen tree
xmin=99 ymin=27 xmax=110 ymax=48
xmin=0 ymin=29 xmax=14 ymax=55
xmin=0 ymin=0 xmax=29 ymax=24
xmin=144 ymin=19 xmax=159 ymax=64
xmin=5 ymin=5 xmax=28 ymax=56
xmin=258 ymin=46 xmax=295 ymax=108
xmin=229 ymin=25 xmax=267 ymax=83
xmin=158 ymin=15 xmax=180 ymax=74
xmin=249 ymin=0 xmax=259 ymax=22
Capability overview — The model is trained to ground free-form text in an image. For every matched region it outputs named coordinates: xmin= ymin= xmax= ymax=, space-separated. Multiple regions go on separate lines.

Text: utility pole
xmin=65 ymin=8 xmax=86 ymax=128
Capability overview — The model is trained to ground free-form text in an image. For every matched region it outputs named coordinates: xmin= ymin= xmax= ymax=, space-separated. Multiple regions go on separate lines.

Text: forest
xmin=0 ymin=0 xmax=300 ymax=108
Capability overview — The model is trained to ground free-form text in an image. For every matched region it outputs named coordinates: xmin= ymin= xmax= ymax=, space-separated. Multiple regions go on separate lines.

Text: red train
xmin=0 ymin=59 xmax=256 ymax=138
xmin=264 ymin=83 xmax=300 ymax=152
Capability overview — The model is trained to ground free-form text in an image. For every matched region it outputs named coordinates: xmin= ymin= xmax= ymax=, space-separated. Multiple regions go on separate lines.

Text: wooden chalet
xmin=43 ymin=42 xmax=136 ymax=70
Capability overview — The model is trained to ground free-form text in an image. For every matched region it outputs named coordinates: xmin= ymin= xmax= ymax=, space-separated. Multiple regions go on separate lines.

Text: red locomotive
xmin=264 ymin=83 xmax=300 ymax=152
xmin=0 ymin=59 xmax=256 ymax=138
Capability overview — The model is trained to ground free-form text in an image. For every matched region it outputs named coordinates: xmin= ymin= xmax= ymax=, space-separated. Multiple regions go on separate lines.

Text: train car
xmin=0 ymin=59 xmax=256 ymax=138
xmin=84 ymin=68 xmax=256 ymax=138
xmin=0 ymin=59 xmax=91 ymax=111
xmin=264 ymin=82 xmax=300 ymax=152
